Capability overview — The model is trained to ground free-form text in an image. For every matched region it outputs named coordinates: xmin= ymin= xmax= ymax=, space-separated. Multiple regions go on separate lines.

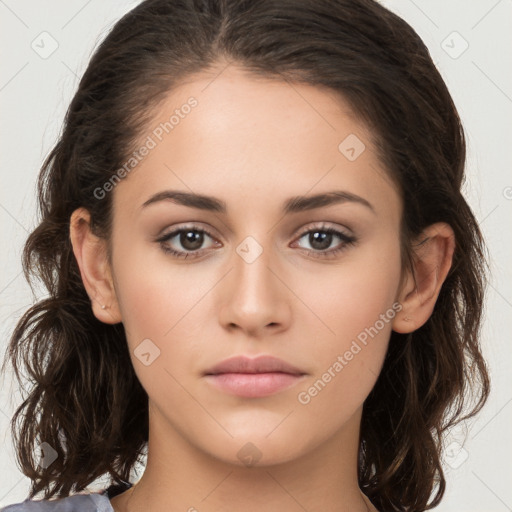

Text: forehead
xmin=112 ymin=64 xmax=400 ymax=224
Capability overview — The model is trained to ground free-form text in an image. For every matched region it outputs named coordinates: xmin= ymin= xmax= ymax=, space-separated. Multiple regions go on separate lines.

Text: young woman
xmin=1 ymin=0 xmax=490 ymax=511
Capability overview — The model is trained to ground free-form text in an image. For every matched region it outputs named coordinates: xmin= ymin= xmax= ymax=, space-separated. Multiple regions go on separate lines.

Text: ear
xmin=69 ymin=207 xmax=122 ymax=324
xmin=392 ymin=222 xmax=455 ymax=334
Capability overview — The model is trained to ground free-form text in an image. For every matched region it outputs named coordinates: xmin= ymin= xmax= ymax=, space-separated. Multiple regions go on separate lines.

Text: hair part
xmin=2 ymin=0 xmax=490 ymax=510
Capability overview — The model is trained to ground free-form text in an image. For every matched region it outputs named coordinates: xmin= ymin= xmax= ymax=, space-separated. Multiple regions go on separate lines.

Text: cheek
xmin=292 ymin=284 xmax=397 ymax=442
xmin=291 ymin=236 xmax=401 ymax=406
xmin=293 ymin=233 xmax=402 ymax=344
xmin=110 ymin=240 xmax=215 ymax=387
xmin=113 ymin=266 xmax=211 ymax=414
xmin=112 ymin=234 xmax=214 ymax=339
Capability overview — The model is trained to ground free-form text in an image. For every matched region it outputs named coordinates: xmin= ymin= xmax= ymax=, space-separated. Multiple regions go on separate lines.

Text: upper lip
xmin=204 ymin=355 xmax=305 ymax=375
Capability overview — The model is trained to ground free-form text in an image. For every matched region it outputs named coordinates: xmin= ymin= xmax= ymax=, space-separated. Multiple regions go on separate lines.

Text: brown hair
xmin=1 ymin=0 xmax=490 ymax=510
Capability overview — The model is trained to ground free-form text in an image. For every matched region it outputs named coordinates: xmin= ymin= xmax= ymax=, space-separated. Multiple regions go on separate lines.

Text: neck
xmin=115 ymin=403 xmax=376 ymax=512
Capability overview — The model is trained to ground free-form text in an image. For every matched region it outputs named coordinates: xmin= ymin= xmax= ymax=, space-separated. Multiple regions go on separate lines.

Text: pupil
xmin=178 ymin=230 xmax=333 ymax=252
xmin=310 ymin=231 xmax=331 ymax=250
xmin=181 ymin=230 xmax=203 ymax=250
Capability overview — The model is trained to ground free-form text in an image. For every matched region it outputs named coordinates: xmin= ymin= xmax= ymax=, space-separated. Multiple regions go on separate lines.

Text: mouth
xmin=203 ymin=355 xmax=307 ymax=398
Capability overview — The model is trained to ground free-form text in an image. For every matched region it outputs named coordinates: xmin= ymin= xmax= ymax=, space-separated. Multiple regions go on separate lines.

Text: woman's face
xmin=108 ymin=65 xmax=403 ymax=466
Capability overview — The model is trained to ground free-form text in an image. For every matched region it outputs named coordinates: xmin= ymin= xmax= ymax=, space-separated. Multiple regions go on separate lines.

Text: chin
xmin=197 ymin=422 xmax=322 ymax=469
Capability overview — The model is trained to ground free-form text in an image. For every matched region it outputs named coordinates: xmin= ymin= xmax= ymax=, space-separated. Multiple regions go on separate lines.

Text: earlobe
xmin=392 ymin=222 xmax=455 ymax=334
xmin=69 ymin=207 xmax=122 ymax=324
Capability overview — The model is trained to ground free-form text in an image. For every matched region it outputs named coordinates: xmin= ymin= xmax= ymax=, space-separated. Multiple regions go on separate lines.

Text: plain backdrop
xmin=1 ymin=1 xmax=511 ymax=510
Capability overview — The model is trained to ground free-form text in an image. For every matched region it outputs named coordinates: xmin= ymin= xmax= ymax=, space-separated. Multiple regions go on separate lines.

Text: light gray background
xmin=1 ymin=1 xmax=511 ymax=510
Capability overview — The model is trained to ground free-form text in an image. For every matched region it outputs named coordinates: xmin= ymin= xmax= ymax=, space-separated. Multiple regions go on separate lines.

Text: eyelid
xmin=158 ymin=222 xmax=219 ymax=240
xmin=157 ymin=221 xmax=352 ymax=243
xmin=158 ymin=223 xmax=220 ymax=245
xmin=292 ymin=221 xmax=354 ymax=239
xmin=156 ymin=221 xmax=357 ymax=259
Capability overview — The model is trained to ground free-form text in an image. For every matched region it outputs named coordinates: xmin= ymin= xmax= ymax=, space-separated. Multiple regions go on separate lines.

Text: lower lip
xmin=204 ymin=372 xmax=305 ymax=398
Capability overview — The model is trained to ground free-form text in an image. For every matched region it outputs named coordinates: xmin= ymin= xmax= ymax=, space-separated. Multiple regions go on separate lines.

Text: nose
xmin=218 ymin=238 xmax=292 ymax=338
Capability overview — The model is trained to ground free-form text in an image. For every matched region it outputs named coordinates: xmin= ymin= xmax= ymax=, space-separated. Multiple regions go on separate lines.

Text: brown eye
xmin=294 ymin=226 xmax=357 ymax=258
xmin=156 ymin=225 xmax=219 ymax=259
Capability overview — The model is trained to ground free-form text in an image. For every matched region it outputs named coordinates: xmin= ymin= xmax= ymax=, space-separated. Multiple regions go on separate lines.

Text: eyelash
xmin=156 ymin=223 xmax=357 ymax=260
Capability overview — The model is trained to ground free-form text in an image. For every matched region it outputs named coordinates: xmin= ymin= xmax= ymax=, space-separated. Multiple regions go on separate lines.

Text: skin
xmin=70 ymin=63 xmax=455 ymax=512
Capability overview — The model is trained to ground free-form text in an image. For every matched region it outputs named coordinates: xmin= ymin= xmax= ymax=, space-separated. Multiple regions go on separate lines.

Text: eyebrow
xmin=140 ymin=189 xmax=376 ymax=215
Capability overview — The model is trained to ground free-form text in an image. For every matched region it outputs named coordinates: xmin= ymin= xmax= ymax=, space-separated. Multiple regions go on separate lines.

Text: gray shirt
xmin=0 ymin=482 xmax=132 ymax=512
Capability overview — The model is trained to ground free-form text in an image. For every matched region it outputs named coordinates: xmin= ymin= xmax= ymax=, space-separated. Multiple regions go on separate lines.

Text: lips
xmin=203 ymin=355 xmax=306 ymax=398
xmin=204 ymin=355 xmax=305 ymax=376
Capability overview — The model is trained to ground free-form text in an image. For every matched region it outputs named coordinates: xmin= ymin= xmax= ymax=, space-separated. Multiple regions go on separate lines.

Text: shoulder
xmin=0 ymin=489 xmax=114 ymax=512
